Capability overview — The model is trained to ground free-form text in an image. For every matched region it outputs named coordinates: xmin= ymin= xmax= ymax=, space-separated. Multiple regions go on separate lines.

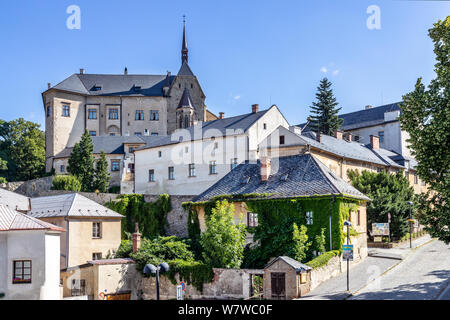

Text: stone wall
xmin=1 ymin=176 xmax=54 ymax=197
xmin=144 ymin=195 xmax=193 ymax=238
xmin=309 ymin=256 xmax=342 ymax=291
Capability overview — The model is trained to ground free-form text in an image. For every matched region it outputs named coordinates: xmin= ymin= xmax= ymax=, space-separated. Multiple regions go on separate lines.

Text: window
xmin=109 ymin=108 xmax=119 ymax=120
xmin=92 ymin=222 xmax=102 ymax=238
xmin=231 ymin=158 xmax=238 ymax=170
xmin=189 ymin=164 xmax=196 ymax=177
xmin=129 ymin=147 xmax=135 ymax=153
xmin=109 ymin=133 xmax=116 ymax=136
xmin=135 ymin=110 xmax=144 ymax=121
xmin=357 ymin=210 xmax=361 ymax=226
xmin=46 ymin=106 xmax=51 ymax=117
xmin=13 ymin=260 xmax=32 ymax=284
xmin=111 ymin=160 xmax=120 ymax=172
xmin=71 ymin=279 xmax=86 ymax=296
xmin=184 ymin=115 xmax=190 ymax=128
xmin=209 ymin=161 xmax=217 ymax=175
xmin=135 ymin=132 xmax=142 ymax=137
xmin=263 ymin=123 xmax=267 ymax=130
xmin=306 ymin=211 xmax=313 ymax=225
xmin=168 ymin=167 xmax=175 ymax=180
xmin=150 ymin=110 xmax=159 ymax=121
xmin=158 ymin=151 xmax=162 ymax=158
xmin=151 ymin=132 xmax=158 ymax=136
xmin=88 ymin=109 xmax=97 ymax=120
xmin=414 ymin=173 xmax=418 ymax=184
xmin=185 ymin=146 xmax=189 ymax=154
xmin=248 ymin=213 xmax=259 ymax=227
xmin=280 ymin=135 xmax=285 ymax=145
xmin=149 ymin=169 xmax=155 ymax=182
xmin=378 ymin=131 xmax=385 ymax=143
xmin=354 ymin=135 xmax=360 ymax=142
xmin=60 ymin=165 xmax=65 ymax=173
xmin=214 ymin=142 xmax=219 ymax=149
xmin=92 ymin=253 xmax=102 ymax=260
xmin=62 ymin=105 xmax=70 ymax=117
xmin=89 ymin=131 xmax=97 ymax=136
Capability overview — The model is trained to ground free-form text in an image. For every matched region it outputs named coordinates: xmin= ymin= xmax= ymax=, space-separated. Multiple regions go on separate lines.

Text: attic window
xmin=242 ymin=177 xmax=250 ymax=184
xmin=280 ymin=174 xmax=289 ymax=181
xmin=91 ymin=85 xmax=102 ymax=91
xmin=133 ymin=86 xmax=141 ymax=92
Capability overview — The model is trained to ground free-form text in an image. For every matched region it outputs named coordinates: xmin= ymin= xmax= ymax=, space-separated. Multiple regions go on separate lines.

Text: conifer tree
xmin=94 ymin=150 xmax=110 ymax=193
xmin=68 ymin=130 xmax=95 ymax=192
xmin=309 ymin=78 xmax=343 ymax=135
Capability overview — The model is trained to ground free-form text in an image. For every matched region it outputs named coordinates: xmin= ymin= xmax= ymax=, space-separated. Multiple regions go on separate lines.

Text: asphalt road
xmin=350 ymin=239 xmax=450 ymax=300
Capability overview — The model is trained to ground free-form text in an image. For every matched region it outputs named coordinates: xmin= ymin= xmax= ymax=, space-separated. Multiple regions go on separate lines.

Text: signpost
xmin=343 ymin=221 xmax=352 ymax=292
xmin=372 ymin=223 xmax=390 ymax=236
xmin=343 ymin=245 xmax=354 ymax=261
xmin=177 ymin=281 xmax=186 ymax=300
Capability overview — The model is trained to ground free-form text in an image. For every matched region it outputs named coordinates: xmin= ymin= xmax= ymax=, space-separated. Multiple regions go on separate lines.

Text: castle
xmin=42 ymin=21 xmax=217 ymax=173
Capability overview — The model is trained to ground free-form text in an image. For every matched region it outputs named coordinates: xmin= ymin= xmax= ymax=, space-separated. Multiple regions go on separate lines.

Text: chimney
xmin=47 ymin=83 xmax=51 ymax=89
xmin=124 ymin=67 xmax=128 ymax=75
xmin=346 ymin=132 xmax=353 ymax=142
xmin=261 ymin=157 xmax=271 ymax=182
xmin=334 ymin=130 xmax=343 ymax=140
xmin=252 ymin=104 xmax=259 ymax=114
xmin=79 ymin=68 xmax=85 ymax=75
xmin=219 ymin=112 xmax=225 ymax=119
xmin=316 ymin=132 xmax=322 ymax=143
xmin=370 ymin=135 xmax=380 ymax=150
xmin=365 ymin=105 xmax=373 ymax=110
xmin=132 ymin=223 xmax=141 ymax=253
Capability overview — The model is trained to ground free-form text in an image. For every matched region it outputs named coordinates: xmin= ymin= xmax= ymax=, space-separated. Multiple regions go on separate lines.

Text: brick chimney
xmin=252 ymin=104 xmax=259 ymax=114
xmin=334 ymin=130 xmax=343 ymax=140
xmin=219 ymin=112 xmax=225 ymax=119
xmin=47 ymin=83 xmax=51 ymax=89
xmin=80 ymin=68 xmax=85 ymax=74
xmin=346 ymin=132 xmax=353 ymax=142
xmin=316 ymin=132 xmax=322 ymax=143
xmin=132 ymin=223 xmax=141 ymax=253
xmin=261 ymin=157 xmax=271 ymax=182
xmin=365 ymin=105 xmax=373 ymax=110
xmin=370 ymin=135 xmax=380 ymax=150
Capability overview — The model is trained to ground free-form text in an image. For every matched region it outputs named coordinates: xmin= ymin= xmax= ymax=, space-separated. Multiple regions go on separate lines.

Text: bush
xmin=0 ymin=177 xmax=6 ymax=184
xmin=108 ymin=186 xmax=121 ymax=194
xmin=51 ymin=175 xmax=82 ymax=192
xmin=306 ymin=250 xmax=340 ymax=269
xmin=115 ymin=240 xmax=133 ymax=258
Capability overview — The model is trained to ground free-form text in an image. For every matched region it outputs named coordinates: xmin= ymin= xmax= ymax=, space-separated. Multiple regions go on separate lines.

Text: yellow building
xmin=28 ymin=193 xmax=123 ymax=269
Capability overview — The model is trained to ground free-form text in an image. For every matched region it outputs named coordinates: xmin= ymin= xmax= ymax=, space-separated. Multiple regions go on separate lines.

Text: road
xmin=350 ymin=239 xmax=450 ymax=300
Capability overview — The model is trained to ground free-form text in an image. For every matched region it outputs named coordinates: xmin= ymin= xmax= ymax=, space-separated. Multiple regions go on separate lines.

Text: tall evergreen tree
xmin=68 ymin=130 xmax=95 ymax=192
xmin=309 ymin=78 xmax=343 ymax=135
xmin=399 ymin=17 xmax=450 ymax=243
xmin=94 ymin=150 xmax=110 ymax=193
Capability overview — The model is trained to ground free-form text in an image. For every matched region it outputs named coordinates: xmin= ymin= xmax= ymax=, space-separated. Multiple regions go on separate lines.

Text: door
xmin=271 ymin=273 xmax=286 ymax=300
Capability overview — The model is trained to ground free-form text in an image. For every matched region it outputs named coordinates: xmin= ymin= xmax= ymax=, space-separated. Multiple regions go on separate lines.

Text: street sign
xmin=342 ymin=245 xmax=354 ymax=261
xmin=177 ymin=285 xmax=184 ymax=300
xmin=180 ymin=281 xmax=186 ymax=291
xmin=372 ymin=223 xmax=390 ymax=236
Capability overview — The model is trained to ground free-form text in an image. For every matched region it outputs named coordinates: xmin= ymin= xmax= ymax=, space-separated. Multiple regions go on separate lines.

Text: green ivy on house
xmin=106 ymin=194 xmax=171 ymax=239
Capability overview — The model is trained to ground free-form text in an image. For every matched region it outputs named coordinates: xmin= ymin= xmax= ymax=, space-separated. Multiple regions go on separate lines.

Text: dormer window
xmin=133 ymin=86 xmax=141 ymax=92
xmin=91 ymin=85 xmax=102 ymax=91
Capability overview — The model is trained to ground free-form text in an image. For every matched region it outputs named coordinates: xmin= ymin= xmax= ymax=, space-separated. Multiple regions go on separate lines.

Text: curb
xmin=344 ymin=238 xmax=437 ymax=300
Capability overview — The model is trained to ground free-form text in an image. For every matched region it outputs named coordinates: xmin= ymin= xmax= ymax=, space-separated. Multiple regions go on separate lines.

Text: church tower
xmin=167 ymin=18 xmax=206 ymax=133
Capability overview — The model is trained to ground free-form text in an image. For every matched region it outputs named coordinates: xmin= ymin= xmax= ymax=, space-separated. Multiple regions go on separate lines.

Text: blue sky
xmin=0 ymin=0 xmax=448 ymax=128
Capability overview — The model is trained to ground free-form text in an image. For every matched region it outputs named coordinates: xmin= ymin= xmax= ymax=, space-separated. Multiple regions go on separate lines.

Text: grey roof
xmin=0 ymin=205 xmax=65 ymax=232
xmin=50 ymin=73 xmax=175 ymax=97
xmin=0 ymin=188 xmax=30 ymax=212
xmin=300 ymin=132 xmax=404 ymax=168
xmin=299 ymin=102 xmax=402 ymax=132
xmin=135 ymin=107 xmax=274 ymax=151
xmin=265 ymin=256 xmax=312 ymax=272
xmin=29 ymin=193 xmax=123 ymax=218
xmin=177 ymin=61 xmax=195 ymax=76
xmin=177 ymin=87 xmax=195 ymax=109
xmin=194 ymin=153 xmax=371 ymax=202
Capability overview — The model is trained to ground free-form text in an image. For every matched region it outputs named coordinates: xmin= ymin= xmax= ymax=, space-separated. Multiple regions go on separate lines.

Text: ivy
xmin=106 ymin=194 xmax=171 ymax=239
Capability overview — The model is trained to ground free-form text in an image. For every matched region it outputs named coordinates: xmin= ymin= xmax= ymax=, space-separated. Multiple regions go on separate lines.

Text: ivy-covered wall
xmin=185 ymin=195 xmax=363 ymax=268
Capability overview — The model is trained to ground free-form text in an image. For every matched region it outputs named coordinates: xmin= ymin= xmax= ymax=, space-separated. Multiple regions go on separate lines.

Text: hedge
xmin=305 ymin=250 xmax=340 ymax=269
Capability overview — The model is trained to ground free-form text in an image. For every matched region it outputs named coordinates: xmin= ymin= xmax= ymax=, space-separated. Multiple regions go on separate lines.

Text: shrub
xmin=51 ymin=175 xmax=82 ymax=191
xmin=0 ymin=177 xmax=6 ymax=184
xmin=306 ymin=250 xmax=340 ymax=269
xmin=292 ymin=223 xmax=311 ymax=262
xmin=108 ymin=186 xmax=121 ymax=194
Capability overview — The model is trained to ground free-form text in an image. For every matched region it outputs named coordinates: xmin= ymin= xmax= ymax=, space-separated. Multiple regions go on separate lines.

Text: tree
xmin=399 ymin=16 xmax=450 ymax=243
xmin=0 ymin=118 xmax=45 ymax=181
xmin=292 ymin=223 xmax=311 ymax=262
xmin=200 ymin=200 xmax=247 ymax=268
xmin=94 ymin=150 xmax=110 ymax=193
xmin=314 ymin=228 xmax=326 ymax=255
xmin=309 ymin=78 xmax=343 ymax=135
xmin=348 ymin=170 xmax=416 ymax=240
xmin=68 ymin=130 xmax=95 ymax=192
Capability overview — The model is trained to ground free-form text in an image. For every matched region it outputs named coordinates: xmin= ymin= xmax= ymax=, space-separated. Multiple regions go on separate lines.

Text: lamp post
xmin=408 ymin=201 xmax=413 ymax=249
xmin=344 ymin=220 xmax=352 ymax=292
xmin=144 ymin=262 xmax=170 ymax=300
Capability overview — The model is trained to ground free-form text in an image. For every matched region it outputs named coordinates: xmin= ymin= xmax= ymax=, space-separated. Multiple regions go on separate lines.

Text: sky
xmin=0 ymin=0 xmax=448 ymax=128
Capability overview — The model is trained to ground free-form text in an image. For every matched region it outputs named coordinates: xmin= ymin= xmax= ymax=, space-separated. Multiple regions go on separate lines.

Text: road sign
xmin=372 ymin=223 xmax=390 ymax=236
xmin=177 ymin=285 xmax=184 ymax=300
xmin=342 ymin=245 xmax=354 ymax=261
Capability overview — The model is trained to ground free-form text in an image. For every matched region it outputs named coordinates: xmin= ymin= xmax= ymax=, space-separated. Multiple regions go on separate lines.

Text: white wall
xmin=40 ymin=233 xmax=61 ymax=300
xmin=0 ymin=234 xmax=7 ymax=299
xmin=347 ymin=121 xmax=402 ymax=153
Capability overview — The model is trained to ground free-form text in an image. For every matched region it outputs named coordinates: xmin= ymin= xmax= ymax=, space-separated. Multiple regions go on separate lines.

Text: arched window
xmin=179 ymin=115 xmax=183 ymax=129
xmin=184 ymin=115 xmax=190 ymax=128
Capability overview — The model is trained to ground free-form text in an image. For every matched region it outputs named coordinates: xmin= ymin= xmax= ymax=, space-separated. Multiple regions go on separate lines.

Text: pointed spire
xmin=177 ymin=87 xmax=194 ymax=109
xmin=181 ymin=15 xmax=188 ymax=64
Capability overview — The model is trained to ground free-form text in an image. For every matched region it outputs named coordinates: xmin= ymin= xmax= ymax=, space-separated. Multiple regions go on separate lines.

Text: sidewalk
xmin=300 ymin=234 xmax=435 ymax=300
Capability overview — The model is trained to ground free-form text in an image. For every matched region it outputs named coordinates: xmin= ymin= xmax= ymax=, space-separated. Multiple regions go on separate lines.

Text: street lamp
xmin=344 ymin=220 xmax=352 ymax=292
xmin=144 ymin=262 xmax=170 ymax=300
xmin=408 ymin=201 xmax=413 ymax=249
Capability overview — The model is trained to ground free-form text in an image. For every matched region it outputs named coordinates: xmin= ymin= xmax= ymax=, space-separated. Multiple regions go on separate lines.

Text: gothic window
xmin=179 ymin=115 xmax=183 ymax=129
xmin=184 ymin=115 xmax=190 ymax=128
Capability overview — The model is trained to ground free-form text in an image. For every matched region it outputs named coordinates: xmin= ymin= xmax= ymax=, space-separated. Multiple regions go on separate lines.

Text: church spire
xmin=181 ymin=15 xmax=188 ymax=64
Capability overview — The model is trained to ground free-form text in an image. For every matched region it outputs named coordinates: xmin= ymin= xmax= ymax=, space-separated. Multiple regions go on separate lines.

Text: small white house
xmin=0 ymin=204 xmax=65 ymax=300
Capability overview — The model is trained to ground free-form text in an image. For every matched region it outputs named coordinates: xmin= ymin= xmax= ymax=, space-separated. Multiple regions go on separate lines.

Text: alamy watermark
xmin=366 ymin=5 xmax=381 ymax=30
xmin=66 ymin=5 xmax=81 ymax=30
